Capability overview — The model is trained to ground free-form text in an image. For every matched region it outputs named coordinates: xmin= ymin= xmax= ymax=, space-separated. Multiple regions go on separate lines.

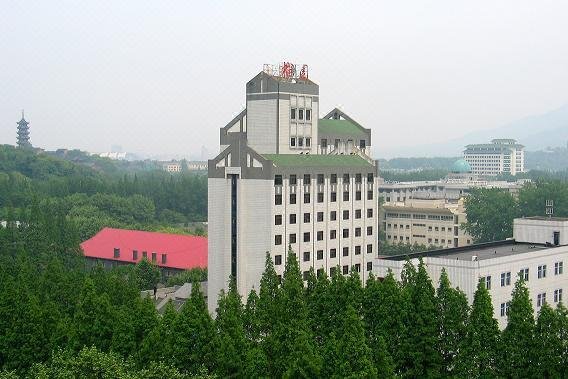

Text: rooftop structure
xmin=16 ymin=110 xmax=32 ymax=148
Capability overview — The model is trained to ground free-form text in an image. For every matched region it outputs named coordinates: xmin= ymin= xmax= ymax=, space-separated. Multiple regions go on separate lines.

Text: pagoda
xmin=17 ymin=110 xmax=32 ymax=148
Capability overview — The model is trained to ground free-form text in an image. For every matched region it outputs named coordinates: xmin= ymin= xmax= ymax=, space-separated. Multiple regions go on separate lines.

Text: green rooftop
xmin=262 ymin=154 xmax=374 ymax=168
xmin=318 ymin=118 xmax=367 ymax=137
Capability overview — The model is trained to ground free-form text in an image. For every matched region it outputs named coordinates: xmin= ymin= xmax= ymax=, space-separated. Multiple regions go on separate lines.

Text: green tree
xmin=133 ymin=259 xmax=161 ymax=290
xmin=533 ymin=303 xmax=562 ymax=377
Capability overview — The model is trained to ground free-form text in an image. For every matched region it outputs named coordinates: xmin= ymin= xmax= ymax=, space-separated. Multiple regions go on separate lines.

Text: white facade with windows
xmin=376 ymin=217 xmax=567 ymax=328
xmin=463 ymin=139 xmax=525 ymax=176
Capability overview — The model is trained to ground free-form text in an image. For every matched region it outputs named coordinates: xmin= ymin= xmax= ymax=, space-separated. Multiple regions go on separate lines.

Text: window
xmin=555 ymin=261 xmax=563 ymax=275
xmin=343 ymin=191 xmax=350 ymax=201
xmin=306 ymin=109 xmax=311 ymax=121
xmin=343 ymin=174 xmax=350 ymax=183
xmin=317 ymin=174 xmax=324 ymax=184
xmin=290 ymin=214 xmax=296 ymax=224
xmin=317 ymin=193 xmax=324 ymax=203
xmin=321 ymin=139 xmax=327 ymax=149
xmin=355 ymin=209 xmax=362 ymax=219
xmin=355 ymin=228 xmax=361 ymax=237
xmin=142 ymin=251 xmax=147 ymax=259
xmin=298 ymin=138 xmax=304 ymax=147
xmin=161 ymin=254 xmax=167 ymax=264
xmin=132 ymin=250 xmax=138 ymax=260
xmin=355 ymin=173 xmax=362 ymax=183
xmin=291 ymin=108 xmax=296 ymax=120
xmin=275 ymin=194 xmax=282 ymax=205
xmin=367 ymin=244 xmax=373 ymax=254
xmin=538 ymin=265 xmax=547 ymax=279
xmin=275 ymin=235 xmax=282 ymax=245
xmin=275 ymin=215 xmax=282 ymax=225
xmin=367 ymin=191 xmax=374 ymax=200
xmin=299 ymin=109 xmax=304 ymax=120
xmin=331 ymin=192 xmax=337 ymax=202
xmin=367 ymin=261 xmax=373 ymax=271
xmin=304 ymin=213 xmax=311 ymax=223
xmin=519 ymin=268 xmax=529 ymax=281
xmin=304 ymin=193 xmax=311 ymax=203
xmin=367 ymin=173 xmax=374 ymax=182
xmin=537 ymin=293 xmax=547 ymax=307
xmin=304 ymin=174 xmax=311 ymax=183
xmin=317 ymin=212 xmax=324 ymax=222
xmin=343 ymin=247 xmax=349 ymax=257
xmin=331 ymin=174 xmax=337 ymax=184
xmin=500 ymin=302 xmax=510 ymax=317
xmin=289 ymin=175 xmax=297 ymax=185
xmin=274 ymin=175 xmax=283 ymax=185
xmin=330 ymin=248 xmax=337 ymax=258
xmin=330 ymin=211 xmax=337 ymax=221
xmin=343 ymin=265 xmax=349 ymax=275
xmin=275 ymin=255 xmax=282 ymax=265
xmin=303 ymin=271 xmax=309 ymax=281
xmin=151 ymin=252 xmax=157 ymax=262
xmin=355 ymin=245 xmax=361 ymax=255
xmin=367 ymin=208 xmax=373 ymax=218
xmin=343 ymin=229 xmax=349 ymax=238
xmin=303 ymin=251 xmax=310 ymax=262
xmin=306 ymin=138 xmax=311 ymax=147
xmin=317 ymin=250 xmax=323 ymax=260
xmin=343 ymin=210 xmax=350 ymax=220
xmin=290 ymin=137 xmax=296 ymax=147
xmin=303 ymin=232 xmax=310 ymax=242
xmin=317 ymin=231 xmax=324 ymax=241
xmin=289 ymin=233 xmax=297 ymax=244
xmin=290 ymin=194 xmax=296 ymax=204
xmin=501 ymin=272 xmax=511 ymax=286
xmin=367 ymin=226 xmax=373 ymax=236
xmin=554 ymin=289 xmax=563 ymax=303
xmin=355 ymin=263 xmax=361 ymax=272
xmin=317 ymin=268 xmax=324 ymax=277
xmin=356 ymin=191 xmax=362 ymax=201
xmin=330 ymin=230 xmax=337 ymax=239
xmin=360 ymin=140 xmax=366 ymax=149
xmin=113 ymin=248 xmax=120 ymax=258
xmin=480 ymin=275 xmax=492 ymax=290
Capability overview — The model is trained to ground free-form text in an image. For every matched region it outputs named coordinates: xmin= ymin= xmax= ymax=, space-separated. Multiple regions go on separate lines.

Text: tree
xmin=533 ymin=303 xmax=562 ymax=377
xmin=139 ymin=300 xmax=177 ymax=364
xmin=133 ymin=259 xmax=161 ymax=290
xmin=498 ymin=275 xmax=535 ymax=378
xmin=455 ymin=280 xmax=500 ymax=378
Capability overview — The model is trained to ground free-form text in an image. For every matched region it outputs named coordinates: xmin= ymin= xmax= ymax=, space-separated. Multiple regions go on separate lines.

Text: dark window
xmin=355 ymin=246 xmax=361 ymax=255
xmin=290 ymin=137 xmax=296 ymax=147
xmin=360 ymin=140 xmax=366 ymax=149
xmin=367 ymin=226 xmax=373 ymax=235
xmin=317 ymin=212 xmax=324 ymax=222
xmin=303 ymin=271 xmax=309 ymax=281
xmin=132 ymin=250 xmax=138 ymax=260
xmin=317 ymin=193 xmax=324 ymax=203
xmin=321 ymin=139 xmax=328 ymax=149
xmin=275 ymin=255 xmax=282 ymax=265
xmin=367 ymin=208 xmax=373 ymax=218
xmin=304 ymin=213 xmax=311 ymax=223
xmin=355 ymin=209 xmax=362 ymax=219
xmin=299 ymin=109 xmax=304 ymax=120
xmin=114 ymin=248 xmax=120 ymax=258
xmin=317 ymin=250 xmax=324 ymax=260
xmin=291 ymin=108 xmax=296 ymax=120
xmin=151 ymin=252 xmax=157 ymax=262
xmin=304 ymin=193 xmax=311 ymax=203
xmin=355 ymin=228 xmax=361 ymax=237
xmin=343 ymin=229 xmax=349 ymax=238
xmin=290 ymin=175 xmax=297 ymax=185
xmin=330 ymin=248 xmax=337 ymax=258
xmin=343 ymin=174 xmax=350 ymax=183
xmin=306 ymin=138 xmax=311 ymax=147
xmin=367 ymin=262 xmax=373 ymax=271
xmin=356 ymin=191 xmax=362 ymax=200
xmin=161 ymin=254 xmax=167 ymax=264
xmin=303 ymin=232 xmax=310 ymax=242
xmin=298 ymin=138 xmax=304 ymax=146
xmin=331 ymin=192 xmax=337 ymax=202
xmin=290 ymin=194 xmax=296 ymax=204
xmin=275 ymin=215 xmax=282 ymax=225
xmin=334 ymin=139 xmax=340 ymax=148
xmin=367 ymin=173 xmax=374 ymax=182
xmin=330 ymin=211 xmax=337 ymax=221
xmin=275 ymin=194 xmax=282 ymax=205
xmin=367 ymin=244 xmax=373 ymax=254
xmin=317 ymin=174 xmax=324 ymax=184
xmin=343 ymin=247 xmax=349 ymax=257
xmin=304 ymin=174 xmax=311 ymax=183
xmin=355 ymin=263 xmax=361 ymax=272
xmin=331 ymin=174 xmax=337 ymax=184
xmin=274 ymin=175 xmax=283 ymax=185
xmin=343 ymin=265 xmax=349 ymax=275
xmin=317 ymin=268 xmax=324 ymax=277
xmin=303 ymin=251 xmax=310 ymax=262
xmin=306 ymin=109 xmax=311 ymax=121
xmin=355 ymin=174 xmax=362 ymax=183
xmin=290 ymin=214 xmax=296 ymax=224
xmin=367 ymin=191 xmax=374 ymax=200
xmin=343 ymin=191 xmax=349 ymax=201
xmin=275 ymin=235 xmax=282 ymax=245
xmin=330 ymin=230 xmax=337 ymax=239
xmin=554 ymin=231 xmax=560 ymax=246
xmin=343 ymin=210 xmax=349 ymax=220
xmin=289 ymin=233 xmax=297 ymax=244
xmin=142 ymin=251 xmax=147 ymax=259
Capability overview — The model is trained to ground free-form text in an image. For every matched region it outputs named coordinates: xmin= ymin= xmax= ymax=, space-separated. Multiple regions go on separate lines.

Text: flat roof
xmin=381 ymin=239 xmax=552 ymax=262
xmin=263 ymin=153 xmax=374 ymax=168
xmin=520 ymin=216 xmax=568 ymax=222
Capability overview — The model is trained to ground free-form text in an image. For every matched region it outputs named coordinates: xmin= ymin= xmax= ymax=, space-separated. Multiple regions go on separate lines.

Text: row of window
xmin=385 ymin=213 xmax=454 ymax=222
xmin=113 ymin=248 xmax=167 ymax=264
xmin=275 ymin=190 xmax=374 ymax=205
xmin=275 ymin=227 xmax=374 ymax=245
xmin=387 ymin=224 xmax=452 ymax=232
xmin=290 ymin=137 xmax=311 ymax=148
xmin=290 ymin=108 xmax=311 ymax=121
xmin=275 ymin=209 xmax=374 ymax=225
xmin=320 ymin=138 xmax=367 ymax=150
xmin=274 ymin=245 xmax=374 ymax=266
xmin=281 ymin=263 xmax=374 ymax=282
xmin=275 ymin=173 xmax=374 ymax=185
xmin=501 ymin=289 xmax=564 ymax=316
xmin=481 ymin=262 xmax=564 ymax=290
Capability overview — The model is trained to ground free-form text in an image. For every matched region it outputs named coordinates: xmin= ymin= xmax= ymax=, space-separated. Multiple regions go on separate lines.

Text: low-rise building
xmin=376 ymin=217 xmax=568 ymax=328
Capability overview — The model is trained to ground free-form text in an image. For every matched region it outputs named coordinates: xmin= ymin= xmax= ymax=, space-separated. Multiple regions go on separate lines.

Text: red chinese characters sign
xmin=263 ymin=62 xmax=309 ymax=80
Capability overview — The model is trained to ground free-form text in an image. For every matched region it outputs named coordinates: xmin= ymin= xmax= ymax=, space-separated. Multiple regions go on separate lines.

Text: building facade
xmin=463 ymin=139 xmax=525 ymax=176
xmin=208 ymin=65 xmax=379 ymax=312
xmin=376 ymin=217 xmax=567 ymax=328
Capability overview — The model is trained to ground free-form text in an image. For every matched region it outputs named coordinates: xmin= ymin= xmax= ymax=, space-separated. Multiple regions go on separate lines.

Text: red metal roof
xmin=80 ymin=227 xmax=207 ymax=270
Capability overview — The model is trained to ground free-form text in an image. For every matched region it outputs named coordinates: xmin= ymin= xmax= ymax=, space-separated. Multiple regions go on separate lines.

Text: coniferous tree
xmin=139 ymin=300 xmax=177 ymax=364
xmin=436 ymin=269 xmax=468 ymax=376
xmin=499 ymin=275 xmax=535 ymax=378
xmin=456 ymin=280 xmax=500 ymax=378
xmin=556 ymin=303 xmax=568 ymax=377
xmin=533 ymin=303 xmax=562 ymax=377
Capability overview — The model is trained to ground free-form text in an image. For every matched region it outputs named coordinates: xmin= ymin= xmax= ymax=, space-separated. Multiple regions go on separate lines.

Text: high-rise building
xmin=208 ymin=64 xmax=379 ymax=311
xmin=16 ymin=111 xmax=32 ymax=148
xmin=463 ymin=139 xmax=525 ymax=176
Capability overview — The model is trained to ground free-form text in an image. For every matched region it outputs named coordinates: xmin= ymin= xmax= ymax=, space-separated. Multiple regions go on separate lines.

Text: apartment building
xmin=376 ymin=217 xmax=568 ymax=328
xmin=464 ymin=139 xmax=525 ymax=176
xmin=208 ymin=64 xmax=379 ymax=312
xmin=380 ymin=199 xmax=472 ymax=249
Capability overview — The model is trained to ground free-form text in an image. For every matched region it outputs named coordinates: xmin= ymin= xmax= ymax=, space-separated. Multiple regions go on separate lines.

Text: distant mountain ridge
xmin=378 ymin=104 xmax=568 ymax=157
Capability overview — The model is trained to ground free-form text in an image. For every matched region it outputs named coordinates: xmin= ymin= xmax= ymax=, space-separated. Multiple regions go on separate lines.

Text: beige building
xmin=380 ymin=199 xmax=472 ymax=249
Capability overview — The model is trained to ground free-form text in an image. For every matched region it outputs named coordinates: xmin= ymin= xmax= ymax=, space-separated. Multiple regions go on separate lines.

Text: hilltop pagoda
xmin=17 ymin=110 xmax=32 ymax=148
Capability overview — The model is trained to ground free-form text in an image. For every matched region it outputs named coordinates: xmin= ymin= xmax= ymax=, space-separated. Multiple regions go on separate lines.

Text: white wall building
xmin=463 ymin=139 xmax=525 ymax=176
xmin=376 ymin=217 xmax=568 ymax=328
xmin=208 ymin=65 xmax=379 ymax=312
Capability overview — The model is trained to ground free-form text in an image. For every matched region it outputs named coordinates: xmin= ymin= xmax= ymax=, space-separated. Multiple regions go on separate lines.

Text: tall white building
xmin=208 ymin=64 xmax=379 ymax=312
xmin=463 ymin=139 xmax=525 ymax=176
xmin=376 ymin=217 xmax=568 ymax=328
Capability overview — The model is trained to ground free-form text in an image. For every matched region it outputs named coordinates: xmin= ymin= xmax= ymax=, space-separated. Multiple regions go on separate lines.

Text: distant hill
xmin=379 ymin=104 xmax=568 ymax=157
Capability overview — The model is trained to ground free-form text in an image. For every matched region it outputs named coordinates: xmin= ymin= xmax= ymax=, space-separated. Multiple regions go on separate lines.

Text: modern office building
xmin=208 ymin=64 xmax=379 ymax=312
xmin=380 ymin=198 xmax=473 ymax=249
xmin=376 ymin=217 xmax=568 ymax=328
xmin=463 ymin=139 xmax=525 ymax=176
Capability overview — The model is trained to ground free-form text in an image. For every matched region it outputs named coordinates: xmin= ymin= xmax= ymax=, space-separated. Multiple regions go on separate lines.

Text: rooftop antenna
xmin=545 ymin=199 xmax=554 ymax=218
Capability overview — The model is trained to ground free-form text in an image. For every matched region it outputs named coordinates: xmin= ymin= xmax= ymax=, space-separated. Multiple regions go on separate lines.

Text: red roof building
xmin=80 ymin=227 xmax=207 ymax=271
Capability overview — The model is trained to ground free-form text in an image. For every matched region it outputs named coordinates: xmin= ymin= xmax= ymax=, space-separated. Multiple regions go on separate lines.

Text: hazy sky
xmin=1 ymin=1 xmax=567 ymax=159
